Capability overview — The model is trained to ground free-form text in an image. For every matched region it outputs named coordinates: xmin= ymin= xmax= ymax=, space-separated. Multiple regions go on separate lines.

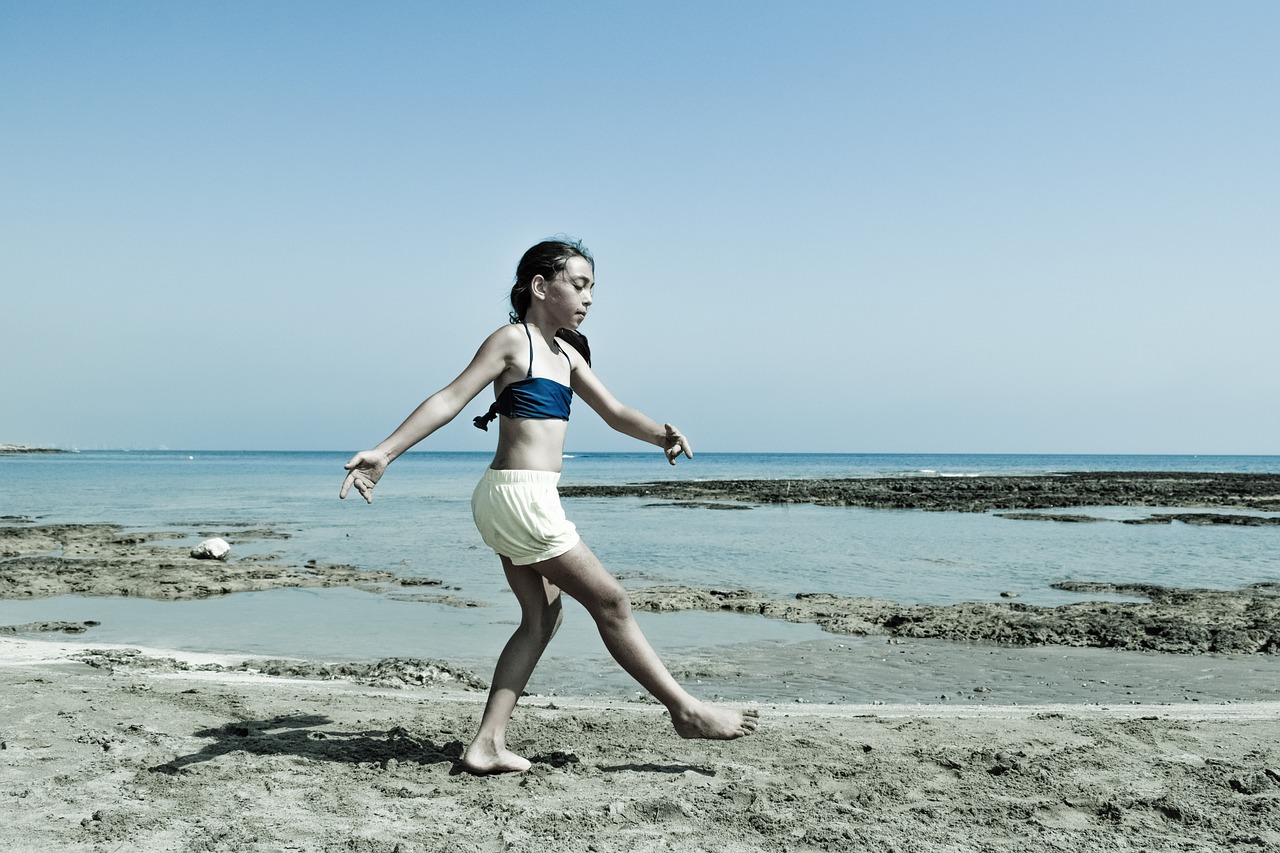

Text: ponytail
xmin=555 ymin=328 xmax=591 ymax=366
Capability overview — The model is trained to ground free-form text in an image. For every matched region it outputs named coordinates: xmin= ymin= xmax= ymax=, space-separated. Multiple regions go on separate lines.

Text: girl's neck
xmin=521 ymin=316 xmax=560 ymax=349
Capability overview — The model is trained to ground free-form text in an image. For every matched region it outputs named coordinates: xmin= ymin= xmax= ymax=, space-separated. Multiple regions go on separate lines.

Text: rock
xmin=1230 ymin=772 xmax=1277 ymax=795
xmin=995 ymin=513 xmax=1107 ymax=523
xmin=190 ymin=538 xmax=231 ymax=561
xmin=0 ymin=621 xmax=99 ymax=635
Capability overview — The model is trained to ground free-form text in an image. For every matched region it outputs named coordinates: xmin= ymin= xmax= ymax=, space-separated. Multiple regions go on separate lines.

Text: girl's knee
xmin=591 ymin=584 xmax=632 ymax=623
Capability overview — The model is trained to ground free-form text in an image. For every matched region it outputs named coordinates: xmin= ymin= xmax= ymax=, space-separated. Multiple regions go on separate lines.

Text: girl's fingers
xmin=662 ymin=424 xmax=692 ymax=462
xmin=340 ymin=457 xmax=380 ymax=501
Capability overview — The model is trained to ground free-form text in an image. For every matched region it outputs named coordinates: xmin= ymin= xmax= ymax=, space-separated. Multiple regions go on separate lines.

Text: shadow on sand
xmin=150 ymin=713 xmax=464 ymax=774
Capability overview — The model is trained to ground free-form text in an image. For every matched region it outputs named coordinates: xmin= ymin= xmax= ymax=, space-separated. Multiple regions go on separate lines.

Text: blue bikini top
xmin=473 ymin=323 xmax=573 ymax=431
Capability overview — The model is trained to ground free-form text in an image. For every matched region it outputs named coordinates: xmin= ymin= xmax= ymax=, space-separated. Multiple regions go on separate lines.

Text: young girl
xmin=340 ymin=238 xmax=759 ymax=774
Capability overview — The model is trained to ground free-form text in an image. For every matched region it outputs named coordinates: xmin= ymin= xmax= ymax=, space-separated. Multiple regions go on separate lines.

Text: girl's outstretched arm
xmin=569 ymin=355 xmax=693 ymax=465
xmin=340 ymin=327 xmax=517 ymax=502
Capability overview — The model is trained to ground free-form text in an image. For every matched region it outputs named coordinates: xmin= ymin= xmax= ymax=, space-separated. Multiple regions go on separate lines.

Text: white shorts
xmin=471 ymin=468 xmax=580 ymax=566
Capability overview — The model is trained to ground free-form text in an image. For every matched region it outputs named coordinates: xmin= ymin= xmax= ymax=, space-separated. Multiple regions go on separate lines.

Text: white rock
xmin=190 ymin=538 xmax=231 ymax=561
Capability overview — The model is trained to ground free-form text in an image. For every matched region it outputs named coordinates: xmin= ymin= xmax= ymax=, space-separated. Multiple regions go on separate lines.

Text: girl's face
xmin=542 ymin=256 xmax=595 ymax=329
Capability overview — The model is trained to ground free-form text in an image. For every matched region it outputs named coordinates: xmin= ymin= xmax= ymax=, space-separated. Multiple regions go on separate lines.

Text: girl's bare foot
xmin=671 ymin=702 xmax=760 ymax=740
xmin=461 ymin=742 xmax=532 ymax=775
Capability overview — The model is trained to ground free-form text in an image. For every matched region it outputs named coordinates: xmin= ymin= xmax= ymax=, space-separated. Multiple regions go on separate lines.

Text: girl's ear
xmin=530 ymin=274 xmax=550 ymax=302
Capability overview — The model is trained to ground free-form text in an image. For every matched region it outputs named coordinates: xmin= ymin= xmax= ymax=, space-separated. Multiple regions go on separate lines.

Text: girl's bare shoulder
xmin=474 ymin=323 xmax=528 ymax=370
xmin=479 ymin=323 xmax=525 ymax=350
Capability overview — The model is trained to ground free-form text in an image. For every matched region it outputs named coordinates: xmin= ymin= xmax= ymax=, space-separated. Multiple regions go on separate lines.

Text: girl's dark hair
xmin=556 ymin=327 xmax=591 ymax=366
xmin=510 ymin=238 xmax=594 ymax=365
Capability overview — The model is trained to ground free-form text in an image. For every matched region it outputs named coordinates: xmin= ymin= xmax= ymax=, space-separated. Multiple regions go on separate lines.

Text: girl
xmin=340 ymin=238 xmax=759 ymax=774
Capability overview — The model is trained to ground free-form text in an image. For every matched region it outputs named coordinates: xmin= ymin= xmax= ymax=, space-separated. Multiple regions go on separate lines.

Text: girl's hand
xmin=340 ymin=450 xmax=389 ymax=503
xmin=662 ymin=423 xmax=693 ymax=465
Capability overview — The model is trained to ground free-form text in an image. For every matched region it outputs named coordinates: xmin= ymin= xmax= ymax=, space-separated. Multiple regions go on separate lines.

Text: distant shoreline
xmin=560 ymin=470 xmax=1280 ymax=512
xmin=0 ymin=444 xmax=64 ymax=454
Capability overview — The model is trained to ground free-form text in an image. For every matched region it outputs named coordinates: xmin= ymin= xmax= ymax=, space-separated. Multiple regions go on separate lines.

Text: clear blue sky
xmin=3 ymin=1 xmax=1277 ymax=453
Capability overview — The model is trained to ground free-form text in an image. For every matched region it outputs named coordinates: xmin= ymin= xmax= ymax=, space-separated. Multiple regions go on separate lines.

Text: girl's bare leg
xmin=532 ymin=541 xmax=759 ymax=740
xmin=461 ymin=558 xmax=563 ymax=774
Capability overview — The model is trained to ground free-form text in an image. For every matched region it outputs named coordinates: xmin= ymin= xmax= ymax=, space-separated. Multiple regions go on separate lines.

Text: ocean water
xmin=3 ymin=451 xmax=1279 ymax=694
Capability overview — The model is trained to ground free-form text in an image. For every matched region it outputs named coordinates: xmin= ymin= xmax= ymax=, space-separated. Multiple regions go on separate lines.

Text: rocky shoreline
xmin=0 ymin=523 xmax=398 ymax=601
xmin=560 ymin=471 xmax=1280 ymax=513
xmin=4 ymin=517 xmax=1279 ymax=657
xmin=628 ymin=581 xmax=1280 ymax=655
xmin=564 ymin=473 xmax=1280 ymax=654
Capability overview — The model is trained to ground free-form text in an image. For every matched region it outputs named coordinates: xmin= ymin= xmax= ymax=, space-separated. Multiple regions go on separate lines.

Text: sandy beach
xmin=4 ymin=475 xmax=1279 ymax=851
xmin=2 ymin=636 xmax=1278 ymax=852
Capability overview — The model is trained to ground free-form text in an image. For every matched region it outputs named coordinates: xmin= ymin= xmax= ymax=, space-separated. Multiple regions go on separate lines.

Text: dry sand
xmin=3 ymin=637 xmax=1279 ymax=853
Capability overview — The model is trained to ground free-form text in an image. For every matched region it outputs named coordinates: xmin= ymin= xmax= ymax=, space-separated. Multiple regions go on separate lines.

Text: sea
xmin=3 ymin=451 xmax=1279 ymax=701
